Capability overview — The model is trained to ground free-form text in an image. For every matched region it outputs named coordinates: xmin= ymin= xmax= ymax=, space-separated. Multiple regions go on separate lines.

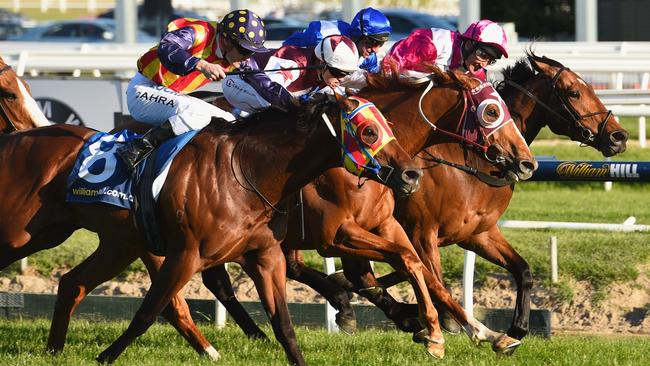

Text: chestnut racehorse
xmin=0 ymin=56 xmax=50 ymax=133
xmin=200 ymin=53 xmax=628 ymax=349
xmin=0 ymin=94 xmax=422 ymax=364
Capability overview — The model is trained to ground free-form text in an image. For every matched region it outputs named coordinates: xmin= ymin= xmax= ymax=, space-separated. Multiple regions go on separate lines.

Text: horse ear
xmin=336 ymin=93 xmax=357 ymax=112
xmin=448 ymin=69 xmax=474 ymax=90
xmin=529 ymin=56 xmax=560 ymax=78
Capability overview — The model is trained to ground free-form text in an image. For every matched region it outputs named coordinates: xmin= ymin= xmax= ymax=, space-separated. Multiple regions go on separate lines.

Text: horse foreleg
xmin=140 ymin=253 xmax=221 ymax=358
xmin=96 ymin=248 xmax=201 ymax=364
xmin=241 ymin=245 xmax=306 ymax=366
xmin=201 ymin=264 xmax=268 ymax=340
xmin=284 ymin=248 xmax=357 ymax=334
xmin=323 ymin=221 xmax=445 ymax=358
xmin=47 ymin=235 xmax=139 ymax=353
xmin=460 ymin=226 xmax=532 ymax=341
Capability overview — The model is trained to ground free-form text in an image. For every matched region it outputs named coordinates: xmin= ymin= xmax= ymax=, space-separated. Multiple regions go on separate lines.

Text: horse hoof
xmin=492 ymin=334 xmax=521 ymax=355
xmin=440 ymin=313 xmax=462 ymax=334
xmin=335 ymin=313 xmax=357 ymax=335
xmin=425 ymin=342 xmax=446 ymax=359
xmin=358 ymin=286 xmax=384 ymax=298
xmin=248 ymin=332 xmax=270 ymax=342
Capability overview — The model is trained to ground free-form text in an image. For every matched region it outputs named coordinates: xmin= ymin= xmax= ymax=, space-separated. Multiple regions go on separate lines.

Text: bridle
xmin=505 ymin=65 xmax=612 ymax=144
xmin=0 ymin=64 xmax=18 ymax=134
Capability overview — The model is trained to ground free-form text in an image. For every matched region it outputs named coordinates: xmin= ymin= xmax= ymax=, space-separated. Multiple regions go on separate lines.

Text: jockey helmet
xmin=315 ymin=35 xmax=360 ymax=75
xmin=462 ymin=19 xmax=508 ymax=58
xmin=219 ymin=9 xmax=269 ymax=53
xmin=349 ymin=7 xmax=392 ymax=43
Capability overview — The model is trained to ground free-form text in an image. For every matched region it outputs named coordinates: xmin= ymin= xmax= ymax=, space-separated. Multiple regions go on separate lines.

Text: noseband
xmin=0 ymin=65 xmax=18 ymax=134
xmin=505 ymin=66 xmax=612 ymax=144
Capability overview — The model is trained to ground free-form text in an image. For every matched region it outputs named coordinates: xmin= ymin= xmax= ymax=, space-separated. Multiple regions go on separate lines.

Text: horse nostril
xmin=520 ymin=160 xmax=538 ymax=173
xmin=610 ymin=130 xmax=629 ymax=144
xmin=402 ymin=168 xmax=423 ymax=184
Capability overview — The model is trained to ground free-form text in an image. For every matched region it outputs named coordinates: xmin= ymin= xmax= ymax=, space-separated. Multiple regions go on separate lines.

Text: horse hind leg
xmin=47 ymin=235 xmax=139 ymax=353
xmin=140 ymin=253 xmax=221 ymax=359
xmin=0 ymin=224 xmax=76 ymax=270
xmin=201 ymin=263 xmax=269 ymax=340
xmin=241 ymin=245 xmax=306 ymax=366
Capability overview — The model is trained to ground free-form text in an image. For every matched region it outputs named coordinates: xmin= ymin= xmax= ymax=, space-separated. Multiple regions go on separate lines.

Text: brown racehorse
xmin=200 ymin=53 xmax=629 ymax=349
xmin=0 ymin=94 xmax=422 ymax=364
xmin=39 ymin=67 xmax=533 ymax=359
xmin=193 ymin=67 xmax=537 ymax=358
xmin=0 ymin=56 xmax=51 ymax=133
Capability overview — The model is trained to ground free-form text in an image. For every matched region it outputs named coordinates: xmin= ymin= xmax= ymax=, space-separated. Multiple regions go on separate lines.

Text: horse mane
xmin=496 ymin=48 xmax=565 ymax=96
xmin=206 ymin=96 xmax=336 ymax=135
xmin=365 ymin=62 xmax=474 ymax=93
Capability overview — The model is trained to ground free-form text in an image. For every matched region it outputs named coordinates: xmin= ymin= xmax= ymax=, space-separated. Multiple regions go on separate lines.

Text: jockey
xmin=283 ymin=7 xmax=391 ymax=88
xmin=117 ymin=9 xmax=268 ymax=170
xmin=222 ymin=35 xmax=360 ymax=114
xmin=382 ymin=19 xmax=508 ymax=82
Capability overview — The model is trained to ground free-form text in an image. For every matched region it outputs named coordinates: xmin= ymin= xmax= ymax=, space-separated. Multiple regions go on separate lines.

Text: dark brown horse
xmin=0 ymin=94 xmax=421 ymax=364
xmin=200 ymin=53 xmax=629 ymax=349
xmin=0 ymin=56 xmax=51 ymax=133
xmin=195 ymin=67 xmax=537 ymax=358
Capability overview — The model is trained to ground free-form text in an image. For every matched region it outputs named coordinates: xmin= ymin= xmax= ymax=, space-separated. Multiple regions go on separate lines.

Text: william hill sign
xmin=530 ymin=160 xmax=649 ymax=181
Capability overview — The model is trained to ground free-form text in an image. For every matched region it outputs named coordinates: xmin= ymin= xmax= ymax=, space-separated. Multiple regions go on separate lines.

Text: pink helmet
xmin=462 ymin=19 xmax=508 ymax=58
xmin=315 ymin=35 xmax=360 ymax=73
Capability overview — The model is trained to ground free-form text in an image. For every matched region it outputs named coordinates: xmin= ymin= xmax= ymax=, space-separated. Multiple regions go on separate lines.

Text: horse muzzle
xmin=599 ymin=129 xmax=628 ymax=157
xmin=374 ymin=165 xmax=423 ymax=197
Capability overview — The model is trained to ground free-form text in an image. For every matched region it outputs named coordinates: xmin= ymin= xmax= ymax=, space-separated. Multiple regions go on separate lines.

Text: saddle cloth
xmin=66 ymin=129 xmax=198 ymax=209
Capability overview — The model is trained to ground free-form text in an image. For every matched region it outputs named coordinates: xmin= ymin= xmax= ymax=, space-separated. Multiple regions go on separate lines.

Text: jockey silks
xmin=138 ymin=18 xmax=235 ymax=93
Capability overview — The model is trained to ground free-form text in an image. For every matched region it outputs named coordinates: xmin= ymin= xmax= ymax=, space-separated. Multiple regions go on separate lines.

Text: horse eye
xmin=360 ymin=125 xmax=379 ymax=146
xmin=568 ymin=90 xmax=580 ymax=99
xmin=0 ymin=91 xmax=16 ymax=101
xmin=487 ymin=108 xmax=498 ymax=117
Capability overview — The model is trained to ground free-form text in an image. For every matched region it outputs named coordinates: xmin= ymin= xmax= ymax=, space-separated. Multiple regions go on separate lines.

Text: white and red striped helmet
xmin=314 ymin=35 xmax=360 ymax=73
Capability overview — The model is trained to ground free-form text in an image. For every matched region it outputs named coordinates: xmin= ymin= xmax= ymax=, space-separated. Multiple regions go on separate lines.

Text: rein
xmin=418 ymin=79 xmax=490 ymax=155
xmin=505 ymin=66 xmax=612 ymax=144
xmin=417 ymin=150 xmax=513 ymax=187
xmin=0 ymin=65 xmax=18 ymax=133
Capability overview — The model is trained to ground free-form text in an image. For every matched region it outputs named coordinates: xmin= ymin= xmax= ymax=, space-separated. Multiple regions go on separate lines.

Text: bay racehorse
xmin=189 ymin=66 xmax=538 ymax=358
xmin=0 ymin=56 xmax=51 ymax=133
xmin=261 ymin=52 xmax=630 ymax=343
xmin=0 ymin=94 xmax=421 ymax=364
xmin=40 ymin=67 xmax=534 ymax=359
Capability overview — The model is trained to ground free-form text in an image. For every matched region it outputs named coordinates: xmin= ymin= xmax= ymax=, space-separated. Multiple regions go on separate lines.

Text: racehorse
xmin=199 ymin=52 xmax=629 ymax=350
xmin=0 ymin=56 xmax=51 ymax=133
xmin=188 ymin=66 xmax=538 ymax=358
xmin=0 ymin=94 xmax=422 ymax=365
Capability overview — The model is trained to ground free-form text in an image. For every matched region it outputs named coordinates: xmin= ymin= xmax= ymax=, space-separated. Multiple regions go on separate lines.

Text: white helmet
xmin=314 ymin=35 xmax=360 ymax=74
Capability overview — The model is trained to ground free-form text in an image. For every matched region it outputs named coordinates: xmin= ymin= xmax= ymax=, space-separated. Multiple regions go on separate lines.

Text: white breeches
xmin=126 ymin=73 xmax=235 ymax=135
xmin=221 ymin=75 xmax=271 ymax=114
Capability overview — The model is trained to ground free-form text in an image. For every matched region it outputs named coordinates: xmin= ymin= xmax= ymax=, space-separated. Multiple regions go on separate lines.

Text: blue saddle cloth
xmin=66 ymin=129 xmax=198 ymax=209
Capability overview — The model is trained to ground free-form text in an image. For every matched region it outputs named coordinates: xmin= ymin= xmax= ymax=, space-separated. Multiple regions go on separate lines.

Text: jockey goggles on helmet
xmin=327 ymin=66 xmax=352 ymax=78
xmin=474 ymin=44 xmax=501 ymax=65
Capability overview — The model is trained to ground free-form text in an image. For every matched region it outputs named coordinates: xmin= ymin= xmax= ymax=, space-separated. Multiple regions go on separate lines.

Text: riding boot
xmin=117 ymin=120 xmax=176 ymax=171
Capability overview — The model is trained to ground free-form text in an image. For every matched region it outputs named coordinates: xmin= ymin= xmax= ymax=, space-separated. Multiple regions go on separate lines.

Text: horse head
xmin=0 ymin=56 xmax=51 ymax=133
xmin=500 ymin=51 xmax=628 ymax=157
xmin=331 ymin=92 xmax=423 ymax=196
xmin=442 ymin=69 xmax=538 ymax=182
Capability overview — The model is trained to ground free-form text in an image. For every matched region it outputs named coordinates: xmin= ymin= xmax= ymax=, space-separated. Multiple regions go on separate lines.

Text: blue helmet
xmin=349 ymin=7 xmax=392 ymax=42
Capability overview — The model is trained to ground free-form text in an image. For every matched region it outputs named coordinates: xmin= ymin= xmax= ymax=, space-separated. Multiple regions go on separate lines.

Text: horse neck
xmin=235 ymin=110 xmax=341 ymax=206
xmin=504 ymin=76 xmax=553 ymax=145
xmin=370 ymin=86 xmax=463 ymax=156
